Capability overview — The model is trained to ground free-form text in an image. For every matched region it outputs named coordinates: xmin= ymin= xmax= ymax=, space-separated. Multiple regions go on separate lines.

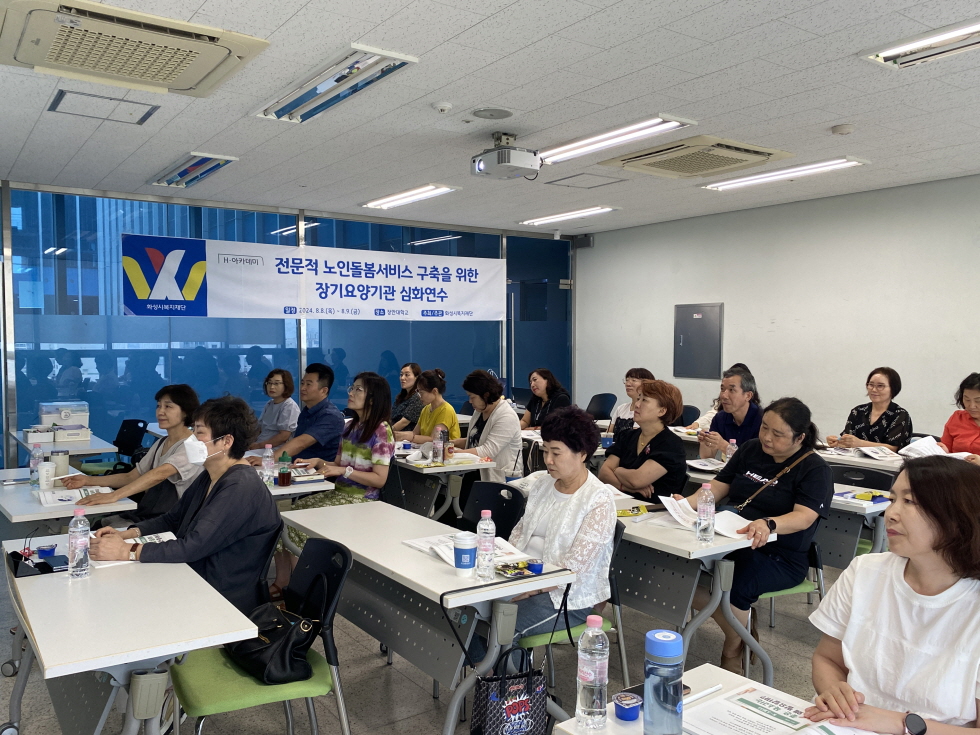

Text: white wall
xmin=574 ymin=173 xmax=980 ymax=438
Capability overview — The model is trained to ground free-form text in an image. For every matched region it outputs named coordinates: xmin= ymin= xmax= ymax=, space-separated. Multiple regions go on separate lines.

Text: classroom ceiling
xmin=2 ymin=0 xmax=979 ymax=235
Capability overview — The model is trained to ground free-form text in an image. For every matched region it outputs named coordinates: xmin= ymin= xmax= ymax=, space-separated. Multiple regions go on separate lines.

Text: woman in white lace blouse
xmin=469 ymin=406 xmax=617 ymax=660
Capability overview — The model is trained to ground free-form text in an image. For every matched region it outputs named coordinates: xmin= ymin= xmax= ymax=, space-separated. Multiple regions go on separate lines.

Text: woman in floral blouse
xmin=827 ymin=367 xmax=913 ymax=452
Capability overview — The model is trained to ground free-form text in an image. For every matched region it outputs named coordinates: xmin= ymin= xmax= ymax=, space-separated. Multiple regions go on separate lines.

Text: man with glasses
xmin=248 ymin=363 xmax=344 ymax=465
xmin=699 ymin=367 xmax=762 ymax=460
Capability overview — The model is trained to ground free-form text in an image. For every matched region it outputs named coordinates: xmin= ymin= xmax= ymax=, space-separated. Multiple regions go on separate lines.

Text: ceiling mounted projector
xmin=471 ymin=131 xmax=541 ymax=180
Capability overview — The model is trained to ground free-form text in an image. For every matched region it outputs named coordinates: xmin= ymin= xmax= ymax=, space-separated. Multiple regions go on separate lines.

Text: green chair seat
xmin=855 ymin=538 xmax=873 ymax=556
xmin=759 ymin=580 xmax=817 ymax=600
xmin=517 ymin=616 xmax=611 ymax=650
xmin=170 ymin=647 xmax=333 ymax=718
xmin=79 ymin=462 xmax=116 ymax=476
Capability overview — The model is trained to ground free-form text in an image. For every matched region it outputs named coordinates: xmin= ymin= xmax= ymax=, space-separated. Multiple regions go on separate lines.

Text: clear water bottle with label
xmin=725 ymin=438 xmax=738 ymax=462
xmin=261 ymin=444 xmax=275 ymax=489
xmin=576 ymin=615 xmax=610 ymax=728
xmin=476 ymin=510 xmax=495 ymax=582
xmin=29 ymin=444 xmax=44 ymax=489
xmin=644 ymin=629 xmax=684 ymax=735
xmin=68 ymin=508 xmax=90 ymax=579
xmin=696 ymin=483 xmax=715 ymax=543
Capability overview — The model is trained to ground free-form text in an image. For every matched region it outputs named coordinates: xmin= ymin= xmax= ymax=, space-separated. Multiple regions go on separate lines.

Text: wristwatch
xmin=904 ymin=713 xmax=926 ymax=735
xmin=343 ymin=466 xmax=354 ymax=479
xmin=128 ymin=543 xmax=138 ymax=562
xmin=762 ymin=517 xmax=777 ymax=532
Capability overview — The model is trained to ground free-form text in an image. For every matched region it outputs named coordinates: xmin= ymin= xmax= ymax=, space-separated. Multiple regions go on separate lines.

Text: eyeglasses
xmin=347 ymin=385 xmax=365 ymax=394
xmin=623 ymin=378 xmax=641 ymax=385
xmin=866 ymin=383 xmax=888 ymax=391
xmin=265 ymin=381 xmax=284 ymax=386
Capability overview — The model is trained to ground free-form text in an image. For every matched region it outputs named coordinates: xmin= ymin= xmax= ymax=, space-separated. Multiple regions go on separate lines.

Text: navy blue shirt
xmin=293 ymin=397 xmax=345 ymax=462
xmin=709 ymin=401 xmax=762 ymax=447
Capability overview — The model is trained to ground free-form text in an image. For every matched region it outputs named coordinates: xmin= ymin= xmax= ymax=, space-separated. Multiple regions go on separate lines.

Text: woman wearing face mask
xmin=390 ymin=362 xmax=423 ymax=432
xmin=62 ymin=384 xmax=202 ymax=528
xmin=90 ymin=396 xmax=282 ymax=614
xmin=827 ymin=367 xmax=912 ymax=452
xmin=395 ymin=368 xmax=460 ymax=444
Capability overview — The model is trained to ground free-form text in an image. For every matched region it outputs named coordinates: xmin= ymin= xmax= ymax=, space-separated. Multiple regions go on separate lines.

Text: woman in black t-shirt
xmin=677 ymin=397 xmax=832 ymax=675
xmin=520 ymin=368 xmax=571 ymax=429
xmin=599 ymin=379 xmax=687 ymax=498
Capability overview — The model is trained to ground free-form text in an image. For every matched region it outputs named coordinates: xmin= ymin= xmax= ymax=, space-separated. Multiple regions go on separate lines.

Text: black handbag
xmin=225 ymin=574 xmax=327 ymax=684
xmin=471 ymin=647 xmax=549 ymax=735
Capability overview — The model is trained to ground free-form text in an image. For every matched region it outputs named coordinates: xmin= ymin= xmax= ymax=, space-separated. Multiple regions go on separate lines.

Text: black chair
xmin=80 ymin=418 xmax=148 ymax=475
xmin=584 ymin=393 xmax=617 ymax=421
xmin=397 ymin=467 xmax=444 ymax=518
xmin=910 ymin=432 xmax=941 ymax=442
xmin=831 ymin=464 xmax=895 ymax=491
xmin=459 ymin=401 xmax=474 ymax=416
xmin=459 ymin=482 xmax=527 ymax=537
xmin=254 ymin=520 xmax=284 ymax=606
xmin=680 ymin=405 xmax=700 ymax=426
xmin=511 ymin=387 xmax=533 ymax=406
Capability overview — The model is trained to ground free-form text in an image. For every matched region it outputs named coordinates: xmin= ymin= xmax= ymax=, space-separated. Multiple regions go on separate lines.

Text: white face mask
xmin=184 ymin=434 xmax=226 ymax=465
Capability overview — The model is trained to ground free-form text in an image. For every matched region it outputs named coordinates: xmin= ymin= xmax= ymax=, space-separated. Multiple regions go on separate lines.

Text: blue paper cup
xmin=527 ymin=559 xmax=543 ymax=574
xmin=600 ymin=434 xmax=614 ymax=448
xmin=453 ymin=532 xmax=477 ymax=577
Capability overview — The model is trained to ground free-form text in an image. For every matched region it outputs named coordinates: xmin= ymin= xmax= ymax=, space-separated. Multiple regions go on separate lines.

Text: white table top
xmin=817 ymin=449 xmax=903 ymax=472
xmin=10 ymin=430 xmax=117 ymax=457
xmin=554 ymin=663 xmax=755 ymax=734
xmin=458 ymin=414 xmax=471 ymax=425
xmin=0 ymin=473 xmax=137 ymax=523
xmin=146 ymin=422 xmax=166 ymax=439
xmin=669 ymin=428 xmax=701 ymax=443
xmin=395 ymin=458 xmax=497 ymax=475
xmin=282 ymin=502 xmax=574 ymax=608
xmin=4 ymin=534 xmax=255 ymax=679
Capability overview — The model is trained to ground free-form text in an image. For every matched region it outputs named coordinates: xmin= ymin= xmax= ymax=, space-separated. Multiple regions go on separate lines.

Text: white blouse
xmin=509 ymin=472 xmax=616 ymax=611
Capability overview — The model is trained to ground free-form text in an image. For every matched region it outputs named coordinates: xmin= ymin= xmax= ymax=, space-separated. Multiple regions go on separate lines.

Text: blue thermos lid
xmin=645 ymin=629 xmax=684 ymax=663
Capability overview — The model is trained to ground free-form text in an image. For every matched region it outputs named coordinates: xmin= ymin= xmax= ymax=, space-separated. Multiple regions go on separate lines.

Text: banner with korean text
xmin=121 ymin=234 xmax=506 ymax=321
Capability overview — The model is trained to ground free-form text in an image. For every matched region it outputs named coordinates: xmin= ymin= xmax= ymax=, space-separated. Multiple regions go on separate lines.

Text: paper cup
xmin=453 ymin=531 xmax=477 ymax=577
xmin=38 ymin=462 xmax=57 ymax=491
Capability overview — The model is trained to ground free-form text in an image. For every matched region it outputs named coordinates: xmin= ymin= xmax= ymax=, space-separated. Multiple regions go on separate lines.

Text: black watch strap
xmin=763 ymin=517 xmax=777 ymax=532
xmin=904 ymin=713 xmax=927 ymax=735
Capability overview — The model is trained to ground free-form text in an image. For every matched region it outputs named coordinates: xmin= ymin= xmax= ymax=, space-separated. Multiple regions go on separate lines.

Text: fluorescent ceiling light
xmin=539 ymin=115 xmax=696 ymax=164
xmin=150 ymin=152 xmax=238 ymax=188
xmin=863 ymin=17 xmax=980 ymax=68
xmin=702 ymin=157 xmax=868 ymax=191
xmin=407 ymin=235 xmax=462 ymax=246
xmin=257 ymin=43 xmax=418 ymax=123
xmin=270 ymin=223 xmax=319 ymax=236
xmin=54 ymin=247 xmax=68 ymax=254
xmin=363 ymin=185 xmax=455 ymax=210
xmin=43 ymin=247 xmax=55 ymax=254
xmin=520 ymin=207 xmax=615 ymax=226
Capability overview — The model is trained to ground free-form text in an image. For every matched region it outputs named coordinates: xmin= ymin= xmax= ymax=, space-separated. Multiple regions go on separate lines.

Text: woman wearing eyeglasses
xmin=248 ymin=369 xmax=301 ymax=450
xmin=826 ymin=367 xmax=913 ymax=452
xmin=609 ymin=368 xmax=654 ymax=442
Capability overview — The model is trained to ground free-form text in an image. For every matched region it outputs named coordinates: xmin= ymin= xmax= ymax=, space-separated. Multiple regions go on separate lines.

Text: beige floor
xmin=0 ymin=566 xmax=838 ymax=735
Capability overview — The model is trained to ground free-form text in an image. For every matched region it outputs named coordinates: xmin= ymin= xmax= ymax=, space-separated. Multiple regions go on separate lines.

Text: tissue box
xmin=39 ymin=401 xmax=90 ymax=428
xmin=53 ymin=425 xmax=91 ymax=442
xmin=23 ymin=426 xmax=54 ymax=443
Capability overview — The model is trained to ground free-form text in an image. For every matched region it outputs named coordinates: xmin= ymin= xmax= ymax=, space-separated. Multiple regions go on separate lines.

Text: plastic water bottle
xmin=261 ymin=444 xmax=275 ymax=488
xmin=725 ymin=438 xmax=738 ymax=462
xmin=29 ymin=444 xmax=44 ymax=489
xmin=68 ymin=508 xmax=90 ymax=579
xmin=476 ymin=510 xmax=496 ymax=583
xmin=433 ymin=433 xmax=444 ymax=464
xmin=696 ymin=483 xmax=715 ymax=543
xmin=576 ymin=615 xmax=610 ymax=728
xmin=644 ymin=630 xmax=684 ymax=735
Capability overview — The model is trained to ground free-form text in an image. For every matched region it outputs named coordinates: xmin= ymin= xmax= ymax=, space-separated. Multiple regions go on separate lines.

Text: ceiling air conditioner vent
xmin=599 ymin=135 xmax=792 ymax=178
xmin=0 ymin=0 xmax=269 ymax=96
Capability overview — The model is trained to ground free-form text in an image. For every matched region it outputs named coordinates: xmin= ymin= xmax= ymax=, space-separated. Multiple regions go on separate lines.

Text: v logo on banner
xmin=123 ymin=248 xmax=206 ymax=301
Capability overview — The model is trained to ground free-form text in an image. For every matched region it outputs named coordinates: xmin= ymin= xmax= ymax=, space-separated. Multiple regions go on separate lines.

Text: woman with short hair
xmin=395 ymin=368 xmax=460 ymax=443
xmin=608 ymin=367 xmax=655 ymax=442
xmin=390 ymin=362 xmax=423 ymax=432
xmin=90 ymin=395 xmax=282 ymax=614
xmin=805 ymin=457 xmax=980 ymax=732
xmin=469 ymin=406 xmax=616 ymax=660
xmin=249 ymin=368 xmax=300 ymax=450
xmin=827 ymin=367 xmax=912 ymax=452
xmin=455 ymin=370 xmax=523 ymax=483
xmin=940 ymin=372 xmax=980 ymax=456
xmin=520 ymin=368 xmax=571 ymax=430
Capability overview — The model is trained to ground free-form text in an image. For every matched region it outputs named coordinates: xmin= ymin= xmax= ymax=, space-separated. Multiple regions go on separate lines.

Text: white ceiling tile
xmin=556 ymin=0 xmax=720 ymax=49
xmin=663 ymin=21 xmax=818 ymax=76
xmin=738 ymin=84 xmax=865 ymax=120
xmin=667 ymin=87 xmax=777 ymax=120
xmin=898 ymin=0 xmax=980 ymax=27
xmin=431 ymin=0 xmax=519 ymax=14
xmin=262 ymin=9 xmax=377 ymax=64
xmin=570 ymin=66 xmax=699 ymax=107
xmin=564 ymin=28 xmax=705 ymax=81
xmin=664 ymin=0 xmax=818 ymax=42
xmin=10 ymin=114 xmax=103 ymax=183
xmin=474 ymin=36 xmax=605 ymax=86
xmin=449 ymin=0 xmax=599 ymax=56
xmin=95 ymin=0 xmax=206 ymax=20
xmin=303 ymin=0 xmax=414 ymax=23
xmin=489 ymin=72 xmax=603 ymax=111
xmin=392 ymin=43 xmax=503 ymax=92
xmin=780 ymin=0 xmax=920 ymax=36
xmin=357 ymin=0 xmax=486 ymax=56
xmin=663 ymin=59 xmax=793 ymax=102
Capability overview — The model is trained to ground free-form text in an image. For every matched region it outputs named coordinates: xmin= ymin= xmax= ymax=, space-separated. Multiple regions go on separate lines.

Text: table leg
xmin=871 ymin=515 xmax=887 ymax=553
xmin=681 ymin=569 xmax=722 ymax=659
xmin=431 ymin=478 xmax=452 ymax=520
xmin=442 ymin=614 xmax=502 ymax=735
xmin=5 ymin=637 xmax=34 ymax=730
xmin=714 ymin=560 xmax=773 ymax=686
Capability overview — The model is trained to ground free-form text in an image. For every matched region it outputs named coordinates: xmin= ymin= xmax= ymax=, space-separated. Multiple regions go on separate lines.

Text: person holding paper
xmin=390 ymin=362 xmax=423 ymax=432
xmin=608 ymin=367 xmax=654 ymax=442
xmin=939 ymin=372 xmax=980 ymax=456
xmin=520 ymin=368 xmax=571 ymax=430
xmin=805 ymin=456 xmax=980 ymax=733
xmin=698 ymin=367 xmax=762 ymax=459
xmin=679 ymin=397 xmax=832 ymax=673
xmin=599 ymin=379 xmax=687 ymax=499
xmin=62 ymin=384 xmax=202 ymax=527
xmin=394 ymin=368 xmax=459 ymax=443
xmin=90 ymin=396 xmax=281 ymax=614
xmin=468 ymin=406 xmax=616 ymax=661
xmin=827 ymin=367 xmax=913 ymax=452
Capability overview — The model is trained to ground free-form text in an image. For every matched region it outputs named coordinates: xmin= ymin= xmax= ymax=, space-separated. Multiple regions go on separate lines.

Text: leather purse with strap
xmin=733 ymin=451 xmax=814 ymax=513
